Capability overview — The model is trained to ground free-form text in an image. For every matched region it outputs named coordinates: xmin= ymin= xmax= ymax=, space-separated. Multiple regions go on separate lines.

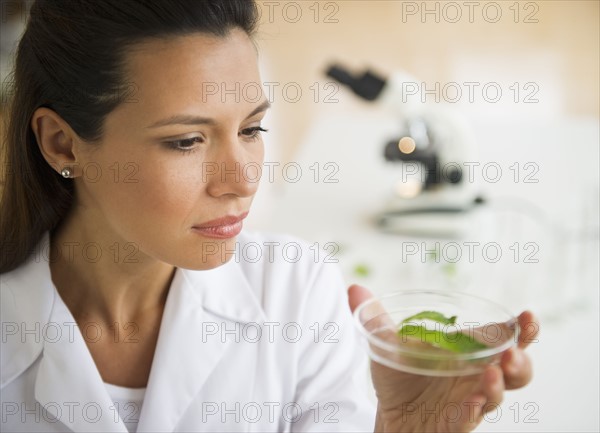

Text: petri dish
xmin=353 ymin=290 xmax=519 ymax=376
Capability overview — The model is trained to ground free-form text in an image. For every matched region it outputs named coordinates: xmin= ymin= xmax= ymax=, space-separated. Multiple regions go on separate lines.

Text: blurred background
xmin=1 ymin=1 xmax=599 ymax=431
xmin=251 ymin=2 xmax=599 ymax=432
xmin=252 ymin=0 xmax=598 ymax=161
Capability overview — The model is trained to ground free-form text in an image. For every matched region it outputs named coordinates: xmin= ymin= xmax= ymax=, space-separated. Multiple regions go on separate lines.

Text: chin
xmin=177 ymin=237 xmax=239 ymax=270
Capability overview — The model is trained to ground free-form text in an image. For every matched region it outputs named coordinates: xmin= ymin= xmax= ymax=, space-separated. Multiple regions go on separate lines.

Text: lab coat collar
xmin=138 ymin=260 xmax=267 ymax=431
xmin=1 ymin=232 xmax=54 ymax=388
xmin=2 ymin=232 xmax=267 ymax=432
xmin=34 ymin=287 xmax=129 ymax=432
xmin=0 ymin=232 xmax=126 ymax=431
xmin=184 ymin=254 xmax=267 ymax=324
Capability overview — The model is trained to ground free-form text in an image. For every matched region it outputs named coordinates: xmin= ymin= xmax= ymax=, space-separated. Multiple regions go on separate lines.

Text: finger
xmin=517 ymin=310 xmax=540 ymax=349
xmin=348 ymin=285 xmax=395 ymax=330
xmin=500 ymin=347 xmax=534 ymax=390
xmin=481 ymin=365 xmax=505 ymax=414
xmin=455 ymin=393 xmax=487 ymax=433
xmin=458 ymin=367 xmax=504 ymax=433
xmin=348 ymin=284 xmax=374 ymax=313
xmin=348 ymin=285 xmax=398 ymax=346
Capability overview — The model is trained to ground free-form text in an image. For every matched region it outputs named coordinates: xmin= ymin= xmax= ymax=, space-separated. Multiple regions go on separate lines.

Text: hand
xmin=348 ymin=285 xmax=539 ymax=433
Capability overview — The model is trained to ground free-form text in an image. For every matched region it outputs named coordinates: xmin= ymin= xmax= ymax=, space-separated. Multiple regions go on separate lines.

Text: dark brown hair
xmin=0 ymin=0 xmax=259 ymax=273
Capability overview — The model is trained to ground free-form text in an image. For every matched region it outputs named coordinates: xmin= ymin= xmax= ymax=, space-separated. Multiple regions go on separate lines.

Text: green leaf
xmin=398 ymin=324 xmax=488 ymax=353
xmin=398 ymin=310 xmax=488 ymax=353
xmin=442 ymin=262 xmax=457 ymax=277
xmin=353 ymin=264 xmax=370 ymax=277
xmin=401 ymin=310 xmax=457 ymax=325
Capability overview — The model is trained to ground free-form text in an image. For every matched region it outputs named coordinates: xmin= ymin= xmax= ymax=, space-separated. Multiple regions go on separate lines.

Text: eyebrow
xmin=146 ymin=100 xmax=272 ymax=129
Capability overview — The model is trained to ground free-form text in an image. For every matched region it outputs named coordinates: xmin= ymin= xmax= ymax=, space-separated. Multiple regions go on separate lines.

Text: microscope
xmin=326 ymin=64 xmax=484 ymax=238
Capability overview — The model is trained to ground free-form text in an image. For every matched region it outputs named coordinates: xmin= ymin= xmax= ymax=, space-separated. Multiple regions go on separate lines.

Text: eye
xmin=240 ymin=126 xmax=268 ymax=140
xmin=164 ymin=136 xmax=204 ymax=153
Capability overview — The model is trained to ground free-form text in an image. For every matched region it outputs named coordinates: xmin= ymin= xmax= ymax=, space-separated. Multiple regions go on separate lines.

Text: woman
xmin=0 ymin=1 xmax=538 ymax=431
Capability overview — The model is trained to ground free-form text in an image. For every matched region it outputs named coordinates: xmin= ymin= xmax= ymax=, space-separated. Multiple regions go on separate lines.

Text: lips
xmin=191 ymin=211 xmax=248 ymax=239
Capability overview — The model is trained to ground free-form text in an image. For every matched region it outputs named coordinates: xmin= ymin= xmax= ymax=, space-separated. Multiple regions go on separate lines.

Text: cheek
xmin=254 ymin=141 xmax=265 ymax=164
xmin=108 ymin=156 xmax=203 ymax=226
xmin=84 ymin=154 xmax=218 ymax=268
xmin=82 ymin=146 xmax=204 ymax=236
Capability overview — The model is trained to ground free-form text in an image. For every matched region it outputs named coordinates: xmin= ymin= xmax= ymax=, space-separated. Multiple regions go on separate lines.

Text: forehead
xmin=120 ymin=30 xmax=260 ymax=109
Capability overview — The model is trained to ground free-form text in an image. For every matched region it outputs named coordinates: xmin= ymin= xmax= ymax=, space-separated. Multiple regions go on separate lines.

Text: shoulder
xmin=1 ymin=233 xmax=56 ymax=389
xmin=236 ymin=228 xmax=344 ymax=282
xmin=236 ymin=229 xmax=341 ymax=275
xmin=234 ymin=229 xmax=347 ymax=320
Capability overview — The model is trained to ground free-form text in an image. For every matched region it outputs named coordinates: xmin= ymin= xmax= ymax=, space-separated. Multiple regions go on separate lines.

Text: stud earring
xmin=60 ymin=167 xmax=72 ymax=178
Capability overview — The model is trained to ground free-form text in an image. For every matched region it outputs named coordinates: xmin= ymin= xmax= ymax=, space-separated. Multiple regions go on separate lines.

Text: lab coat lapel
xmin=6 ymin=232 xmax=127 ymax=432
xmin=34 ymin=289 xmax=127 ymax=432
xmin=1 ymin=233 xmax=53 ymax=388
xmin=136 ymin=258 xmax=266 ymax=432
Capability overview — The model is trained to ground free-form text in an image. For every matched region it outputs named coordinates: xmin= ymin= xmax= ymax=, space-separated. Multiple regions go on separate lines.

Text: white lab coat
xmin=1 ymin=231 xmax=376 ymax=432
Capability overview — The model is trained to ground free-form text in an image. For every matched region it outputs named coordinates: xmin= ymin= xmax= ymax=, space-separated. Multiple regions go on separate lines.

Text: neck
xmin=49 ymin=211 xmax=175 ymax=324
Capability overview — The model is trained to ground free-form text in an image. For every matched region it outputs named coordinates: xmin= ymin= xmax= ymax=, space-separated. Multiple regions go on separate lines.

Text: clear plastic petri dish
xmin=353 ymin=290 xmax=519 ymax=376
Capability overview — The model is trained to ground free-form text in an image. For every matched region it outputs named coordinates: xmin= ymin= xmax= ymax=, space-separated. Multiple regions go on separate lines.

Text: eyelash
xmin=242 ymin=126 xmax=268 ymax=140
xmin=165 ymin=127 xmax=268 ymax=154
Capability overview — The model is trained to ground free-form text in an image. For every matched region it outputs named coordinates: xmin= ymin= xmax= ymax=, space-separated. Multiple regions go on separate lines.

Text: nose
xmin=204 ymin=134 xmax=262 ymax=198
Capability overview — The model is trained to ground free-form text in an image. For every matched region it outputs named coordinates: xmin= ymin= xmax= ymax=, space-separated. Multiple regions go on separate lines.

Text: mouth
xmin=191 ymin=211 xmax=248 ymax=239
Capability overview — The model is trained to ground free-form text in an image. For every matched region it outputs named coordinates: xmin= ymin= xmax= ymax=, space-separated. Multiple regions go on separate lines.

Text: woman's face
xmin=72 ymin=29 xmax=268 ymax=270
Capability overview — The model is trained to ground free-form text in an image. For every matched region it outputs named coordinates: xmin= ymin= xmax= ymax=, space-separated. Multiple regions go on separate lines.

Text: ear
xmin=30 ymin=107 xmax=82 ymax=178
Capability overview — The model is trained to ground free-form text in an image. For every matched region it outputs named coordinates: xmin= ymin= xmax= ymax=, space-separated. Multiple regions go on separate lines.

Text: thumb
xmin=347 ymin=284 xmax=374 ymax=313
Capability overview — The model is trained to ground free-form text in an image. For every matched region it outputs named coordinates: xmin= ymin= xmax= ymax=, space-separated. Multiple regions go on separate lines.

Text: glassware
xmin=354 ymin=290 xmax=519 ymax=376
